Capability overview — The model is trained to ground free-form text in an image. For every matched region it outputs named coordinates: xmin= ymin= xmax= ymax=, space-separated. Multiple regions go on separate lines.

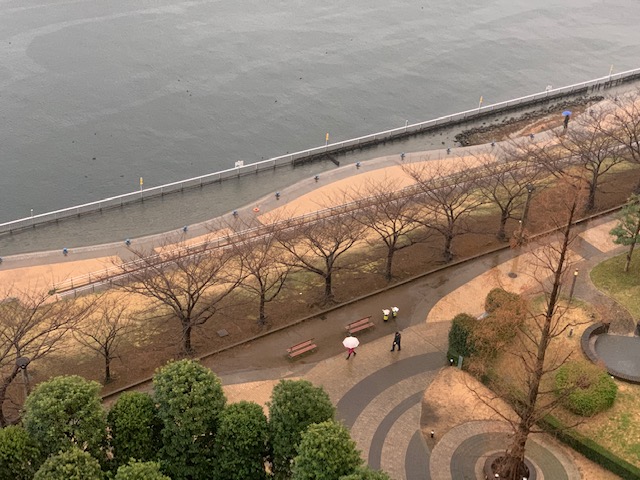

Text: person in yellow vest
xmin=391 ymin=306 xmax=399 ymax=319
xmin=382 ymin=309 xmax=390 ymax=322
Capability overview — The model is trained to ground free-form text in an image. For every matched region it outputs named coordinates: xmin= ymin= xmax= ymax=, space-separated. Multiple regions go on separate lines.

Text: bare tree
xmin=405 ymin=158 xmax=487 ymax=262
xmin=599 ymin=89 xmax=640 ymax=191
xmin=481 ymin=183 xmax=587 ymax=479
xmin=277 ymin=215 xmax=365 ymax=304
xmin=0 ymin=286 xmax=93 ymax=426
xmin=348 ymin=179 xmax=426 ymax=281
xmin=228 ymin=223 xmax=292 ymax=326
xmin=116 ymin=239 xmax=242 ymax=355
xmin=546 ymin=106 xmax=626 ymax=211
xmin=474 ymin=146 xmax=543 ymax=241
xmin=72 ymin=295 xmax=133 ymax=383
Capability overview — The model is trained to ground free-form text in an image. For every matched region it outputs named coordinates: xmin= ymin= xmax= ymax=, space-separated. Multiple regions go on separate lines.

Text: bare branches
xmin=227 ymin=223 xmax=292 ymax=326
xmin=549 ymin=106 xmax=626 ymax=211
xmin=72 ymin=295 xmax=134 ymax=383
xmin=346 ymin=178 xmax=425 ymax=281
xmin=0 ymin=286 xmax=93 ymax=426
xmin=473 ymin=146 xmax=543 ymax=241
xmin=404 ymin=158 xmax=487 ymax=262
xmin=601 ymin=89 xmax=640 ymax=190
xmin=277 ymin=215 xmax=365 ymax=304
xmin=116 ymin=239 xmax=242 ymax=355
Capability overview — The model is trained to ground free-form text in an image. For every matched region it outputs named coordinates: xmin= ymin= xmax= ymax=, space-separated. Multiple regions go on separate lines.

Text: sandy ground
xmin=579 ymin=219 xmax=619 ymax=253
xmin=426 ymin=242 xmax=584 ymax=323
xmin=0 ymin=256 xmax=118 ymax=296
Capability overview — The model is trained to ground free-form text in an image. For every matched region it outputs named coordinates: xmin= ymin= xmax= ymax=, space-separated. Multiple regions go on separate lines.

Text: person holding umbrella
xmin=343 ymin=335 xmax=359 ymax=359
xmin=562 ymin=110 xmax=571 ymax=131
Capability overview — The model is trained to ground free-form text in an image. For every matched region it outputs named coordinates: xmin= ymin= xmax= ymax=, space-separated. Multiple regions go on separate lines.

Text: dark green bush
xmin=554 ymin=361 xmax=617 ymax=416
xmin=448 ymin=313 xmax=477 ymax=358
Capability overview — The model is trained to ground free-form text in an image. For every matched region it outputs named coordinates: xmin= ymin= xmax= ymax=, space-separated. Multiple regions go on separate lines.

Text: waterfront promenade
xmin=0 ymin=99 xmax=631 ymax=479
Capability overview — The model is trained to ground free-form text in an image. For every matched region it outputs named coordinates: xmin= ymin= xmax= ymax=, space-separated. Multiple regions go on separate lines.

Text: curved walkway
xmin=288 ymin=212 xmax=623 ymax=479
xmin=430 ymin=421 xmax=579 ymax=480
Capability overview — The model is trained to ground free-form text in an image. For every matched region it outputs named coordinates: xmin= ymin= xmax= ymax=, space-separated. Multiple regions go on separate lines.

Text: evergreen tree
xmin=292 ymin=421 xmax=362 ymax=480
xmin=114 ymin=460 xmax=171 ymax=480
xmin=212 ymin=401 xmax=269 ymax=480
xmin=610 ymin=194 xmax=640 ymax=272
xmin=0 ymin=425 xmax=42 ymax=480
xmin=107 ymin=391 xmax=161 ymax=469
xmin=23 ymin=375 xmax=106 ymax=460
xmin=153 ymin=359 xmax=226 ymax=480
xmin=268 ymin=379 xmax=335 ymax=478
xmin=33 ymin=447 xmax=103 ymax=480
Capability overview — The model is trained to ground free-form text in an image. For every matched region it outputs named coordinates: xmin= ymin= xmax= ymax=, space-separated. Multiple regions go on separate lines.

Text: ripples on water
xmin=1 ymin=0 xmax=638 ymax=223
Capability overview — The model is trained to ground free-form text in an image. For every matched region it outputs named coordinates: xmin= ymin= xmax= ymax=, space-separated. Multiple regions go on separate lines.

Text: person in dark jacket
xmin=391 ymin=331 xmax=402 ymax=351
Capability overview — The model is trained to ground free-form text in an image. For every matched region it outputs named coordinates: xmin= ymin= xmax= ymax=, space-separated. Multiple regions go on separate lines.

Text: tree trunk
xmin=258 ymin=291 xmax=266 ymax=325
xmin=586 ymin=179 xmax=597 ymax=212
xmin=182 ymin=322 xmax=194 ymax=356
xmin=385 ymin=247 xmax=395 ymax=282
xmin=324 ymin=273 xmax=334 ymax=303
xmin=499 ymin=427 xmax=529 ymax=479
xmin=498 ymin=210 xmax=509 ymax=242
xmin=500 ymin=199 xmax=577 ymax=479
xmin=105 ymin=356 xmax=112 ymax=384
xmin=443 ymin=233 xmax=454 ymax=263
xmin=624 ymin=218 xmax=640 ymax=272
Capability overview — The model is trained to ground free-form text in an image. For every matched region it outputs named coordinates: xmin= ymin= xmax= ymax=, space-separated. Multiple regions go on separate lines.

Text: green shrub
xmin=554 ymin=361 xmax=617 ymax=416
xmin=107 ymin=392 xmax=161 ymax=469
xmin=484 ymin=288 xmax=520 ymax=313
xmin=448 ymin=313 xmax=477 ymax=358
xmin=0 ymin=425 xmax=42 ymax=480
xmin=34 ymin=447 xmax=103 ymax=480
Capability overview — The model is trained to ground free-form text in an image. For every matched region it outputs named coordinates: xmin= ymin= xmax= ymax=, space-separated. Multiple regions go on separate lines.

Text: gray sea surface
xmin=1 ymin=0 xmax=639 ymax=224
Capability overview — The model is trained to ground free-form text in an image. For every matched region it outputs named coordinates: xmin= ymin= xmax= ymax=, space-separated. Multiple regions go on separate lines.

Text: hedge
xmin=538 ymin=414 xmax=640 ymax=480
xmin=448 ymin=313 xmax=476 ymax=358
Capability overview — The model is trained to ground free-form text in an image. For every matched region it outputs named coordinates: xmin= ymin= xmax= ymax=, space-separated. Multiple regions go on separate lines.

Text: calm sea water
xmin=1 ymin=0 xmax=639 ymax=224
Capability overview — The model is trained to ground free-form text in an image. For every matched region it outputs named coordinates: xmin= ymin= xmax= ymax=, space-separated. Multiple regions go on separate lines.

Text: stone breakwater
xmin=454 ymin=96 xmax=604 ymax=147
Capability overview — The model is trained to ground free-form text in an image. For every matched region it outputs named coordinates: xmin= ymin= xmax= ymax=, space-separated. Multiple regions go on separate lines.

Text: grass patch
xmin=590 ymin=253 xmax=640 ymax=319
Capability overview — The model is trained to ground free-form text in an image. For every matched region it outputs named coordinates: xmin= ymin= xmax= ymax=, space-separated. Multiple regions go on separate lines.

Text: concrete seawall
xmin=2 ymin=68 xmax=639 ymax=238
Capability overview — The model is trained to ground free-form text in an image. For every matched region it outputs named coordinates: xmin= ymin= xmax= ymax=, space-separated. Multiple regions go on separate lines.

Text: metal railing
xmin=3 ymin=66 xmax=640 ymax=235
xmin=51 ymin=182 xmax=423 ymax=295
xmin=49 ymin=149 xmax=547 ymax=297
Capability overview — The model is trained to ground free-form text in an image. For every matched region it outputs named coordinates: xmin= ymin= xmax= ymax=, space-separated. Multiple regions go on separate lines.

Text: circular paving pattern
xmin=428 ymin=421 xmax=579 ymax=480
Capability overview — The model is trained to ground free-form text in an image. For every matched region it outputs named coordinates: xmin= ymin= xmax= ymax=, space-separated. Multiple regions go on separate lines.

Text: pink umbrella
xmin=342 ymin=336 xmax=360 ymax=349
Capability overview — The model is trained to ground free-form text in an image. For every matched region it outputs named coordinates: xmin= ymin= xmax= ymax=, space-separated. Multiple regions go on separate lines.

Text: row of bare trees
xmin=105 ymin=92 xmax=640 ymax=358
xmin=2 ymin=90 xmax=639 ymax=430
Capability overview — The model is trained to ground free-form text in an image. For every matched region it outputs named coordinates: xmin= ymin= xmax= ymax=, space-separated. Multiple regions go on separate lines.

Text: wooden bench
xmin=287 ymin=339 xmax=317 ymax=359
xmin=346 ymin=316 xmax=374 ymax=335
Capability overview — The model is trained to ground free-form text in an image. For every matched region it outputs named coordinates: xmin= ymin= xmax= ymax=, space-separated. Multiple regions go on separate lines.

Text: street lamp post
xmin=516 ymin=184 xmax=535 ymax=245
xmin=16 ymin=356 xmax=31 ymax=399
xmin=569 ymin=269 xmax=579 ymax=302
